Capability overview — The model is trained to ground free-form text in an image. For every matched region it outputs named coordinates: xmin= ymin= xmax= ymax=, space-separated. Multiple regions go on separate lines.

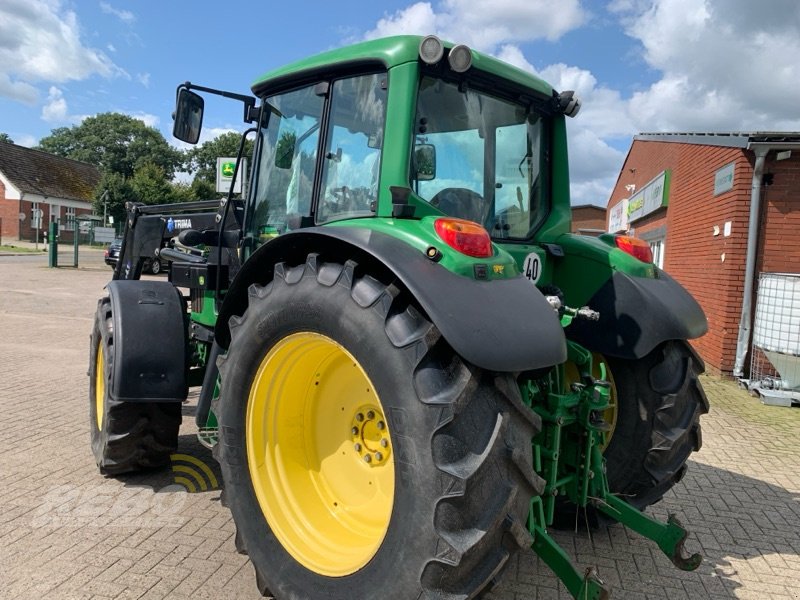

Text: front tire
xmin=603 ymin=341 xmax=708 ymax=509
xmin=215 ymin=255 xmax=543 ymax=599
xmin=89 ymin=297 xmax=181 ymax=474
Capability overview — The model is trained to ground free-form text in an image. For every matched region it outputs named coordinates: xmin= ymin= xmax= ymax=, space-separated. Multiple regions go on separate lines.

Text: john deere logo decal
xmin=221 ymin=162 xmax=235 ymax=177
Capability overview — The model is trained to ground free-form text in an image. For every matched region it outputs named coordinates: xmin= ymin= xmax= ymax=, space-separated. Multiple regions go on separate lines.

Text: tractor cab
xmin=172 ymin=35 xmax=580 ymax=263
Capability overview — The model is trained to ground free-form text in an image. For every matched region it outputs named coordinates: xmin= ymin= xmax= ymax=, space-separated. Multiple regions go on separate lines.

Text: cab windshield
xmin=412 ymin=76 xmax=548 ymax=240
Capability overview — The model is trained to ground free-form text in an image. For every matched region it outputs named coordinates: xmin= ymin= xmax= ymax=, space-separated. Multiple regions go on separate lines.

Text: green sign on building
xmin=627 ymin=170 xmax=670 ymax=222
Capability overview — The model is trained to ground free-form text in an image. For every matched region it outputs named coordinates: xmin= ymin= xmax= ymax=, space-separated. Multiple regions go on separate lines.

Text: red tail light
xmin=434 ymin=218 xmax=493 ymax=258
xmin=615 ymin=235 xmax=653 ymax=263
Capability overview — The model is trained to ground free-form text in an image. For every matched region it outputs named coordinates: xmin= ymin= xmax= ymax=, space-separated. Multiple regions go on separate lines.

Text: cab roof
xmin=251 ymin=35 xmax=554 ymax=99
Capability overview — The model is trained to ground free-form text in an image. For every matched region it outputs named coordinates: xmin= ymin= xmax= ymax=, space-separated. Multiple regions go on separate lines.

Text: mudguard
xmin=566 ymin=269 xmax=707 ymax=360
xmin=106 ymin=280 xmax=188 ymax=402
xmin=216 ymin=227 xmax=567 ymax=372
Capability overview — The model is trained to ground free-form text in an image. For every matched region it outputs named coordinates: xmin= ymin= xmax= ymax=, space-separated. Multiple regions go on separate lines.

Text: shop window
xmin=64 ymin=207 xmax=76 ymax=231
xmin=31 ymin=202 xmax=42 ymax=229
xmin=650 ymin=238 xmax=665 ymax=269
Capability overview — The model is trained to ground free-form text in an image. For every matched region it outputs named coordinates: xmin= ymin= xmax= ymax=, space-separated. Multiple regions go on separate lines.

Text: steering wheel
xmin=430 ymin=188 xmax=487 ymax=224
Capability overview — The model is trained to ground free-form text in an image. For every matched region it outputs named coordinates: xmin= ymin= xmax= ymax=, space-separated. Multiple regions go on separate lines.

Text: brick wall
xmin=571 ymin=205 xmax=607 ymax=233
xmin=666 ymin=145 xmax=752 ymax=374
xmin=757 ymin=153 xmax=800 ymax=274
xmin=18 ymin=199 xmax=52 ymax=243
xmin=0 ymin=178 xmax=20 ymax=241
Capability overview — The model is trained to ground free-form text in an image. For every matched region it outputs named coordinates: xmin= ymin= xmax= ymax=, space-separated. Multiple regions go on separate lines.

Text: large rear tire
xmin=89 ymin=297 xmax=181 ymax=475
xmin=215 ymin=255 xmax=543 ymax=599
xmin=603 ymin=340 xmax=708 ymax=509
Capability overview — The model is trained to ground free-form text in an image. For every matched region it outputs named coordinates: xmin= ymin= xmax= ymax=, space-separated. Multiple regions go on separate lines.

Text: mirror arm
xmin=178 ymin=82 xmax=258 ymax=123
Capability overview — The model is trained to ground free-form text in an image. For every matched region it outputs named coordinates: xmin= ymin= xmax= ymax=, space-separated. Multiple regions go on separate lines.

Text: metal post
xmin=733 ymin=147 xmax=768 ymax=377
xmin=48 ymin=221 xmax=58 ymax=268
xmin=73 ymin=228 xmax=79 ymax=267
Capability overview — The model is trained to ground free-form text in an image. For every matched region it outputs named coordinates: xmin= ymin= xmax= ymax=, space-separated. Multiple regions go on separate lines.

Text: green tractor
xmin=89 ymin=35 xmax=707 ymax=599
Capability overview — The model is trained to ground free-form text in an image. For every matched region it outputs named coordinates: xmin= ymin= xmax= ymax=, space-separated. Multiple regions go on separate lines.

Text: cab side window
xmin=317 ymin=73 xmax=386 ymax=224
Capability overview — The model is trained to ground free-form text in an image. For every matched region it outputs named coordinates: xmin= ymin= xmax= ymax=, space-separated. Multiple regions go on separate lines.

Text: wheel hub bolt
xmin=375 ymin=452 xmax=383 ymax=461
xmin=364 ymin=454 xmax=372 ymax=463
xmin=356 ymin=413 xmax=364 ymax=422
xmin=380 ymin=438 xmax=388 ymax=448
xmin=377 ymin=421 xmax=385 ymax=430
xmin=367 ymin=410 xmax=375 ymax=419
xmin=351 ymin=427 xmax=359 ymax=435
xmin=354 ymin=443 xmax=362 ymax=452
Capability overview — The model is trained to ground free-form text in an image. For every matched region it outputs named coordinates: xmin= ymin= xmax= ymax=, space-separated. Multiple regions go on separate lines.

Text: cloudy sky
xmin=1 ymin=0 xmax=798 ymax=206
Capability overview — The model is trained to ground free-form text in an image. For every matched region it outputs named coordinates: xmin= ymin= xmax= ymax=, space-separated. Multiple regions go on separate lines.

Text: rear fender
xmin=566 ymin=269 xmax=707 ymax=360
xmin=216 ymin=227 xmax=567 ymax=372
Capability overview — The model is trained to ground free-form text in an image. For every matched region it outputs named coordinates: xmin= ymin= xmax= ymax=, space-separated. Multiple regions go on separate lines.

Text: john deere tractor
xmin=89 ymin=35 xmax=707 ymax=599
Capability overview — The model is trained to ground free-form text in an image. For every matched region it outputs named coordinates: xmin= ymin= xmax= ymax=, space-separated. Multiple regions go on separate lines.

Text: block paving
xmin=1 ymin=249 xmax=799 ymax=599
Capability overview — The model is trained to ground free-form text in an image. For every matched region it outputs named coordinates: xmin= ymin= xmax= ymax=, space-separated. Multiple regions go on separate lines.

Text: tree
xmin=38 ymin=113 xmax=183 ymax=179
xmin=94 ymin=172 xmax=136 ymax=228
xmin=186 ymin=131 xmax=254 ymax=184
xmin=0 ymin=133 xmax=13 ymax=143
xmin=129 ymin=161 xmax=179 ymax=205
xmin=94 ymin=164 xmax=205 ymax=229
xmin=188 ymin=177 xmax=217 ymax=200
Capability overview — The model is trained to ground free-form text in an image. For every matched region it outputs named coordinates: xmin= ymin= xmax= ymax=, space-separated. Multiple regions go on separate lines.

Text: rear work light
xmin=433 ymin=218 xmax=493 ymax=258
xmin=615 ymin=235 xmax=653 ymax=263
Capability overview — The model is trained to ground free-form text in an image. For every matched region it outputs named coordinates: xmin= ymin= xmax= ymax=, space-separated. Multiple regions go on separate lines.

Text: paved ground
xmin=1 ymin=248 xmax=799 ymax=600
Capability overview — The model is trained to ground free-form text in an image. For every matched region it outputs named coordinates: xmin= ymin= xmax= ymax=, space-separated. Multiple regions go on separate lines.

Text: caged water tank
xmin=752 ymin=272 xmax=800 ymax=391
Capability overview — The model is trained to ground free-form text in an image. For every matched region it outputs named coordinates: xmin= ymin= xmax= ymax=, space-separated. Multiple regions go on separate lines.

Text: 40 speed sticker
xmin=523 ymin=252 xmax=542 ymax=284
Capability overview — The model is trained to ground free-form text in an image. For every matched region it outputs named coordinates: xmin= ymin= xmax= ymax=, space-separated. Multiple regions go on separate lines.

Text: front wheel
xmin=89 ymin=297 xmax=181 ymax=474
xmin=215 ymin=255 xmax=543 ymax=599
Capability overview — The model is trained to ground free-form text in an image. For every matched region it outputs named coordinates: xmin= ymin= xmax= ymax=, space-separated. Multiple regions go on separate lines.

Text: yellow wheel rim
xmin=246 ymin=332 xmax=395 ymax=577
xmin=95 ymin=341 xmax=105 ymax=431
xmin=564 ymin=353 xmax=618 ymax=450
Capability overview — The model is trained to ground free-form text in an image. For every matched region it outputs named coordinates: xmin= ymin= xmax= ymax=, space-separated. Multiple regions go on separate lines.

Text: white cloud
xmin=40 ymin=86 xmax=94 ymax=124
xmin=365 ymin=3 xmax=438 ymax=39
xmin=565 ymin=128 xmax=626 ymax=205
xmin=364 ymin=0 xmax=585 ymax=51
xmin=616 ymin=0 xmax=800 ymax=132
xmin=41 ymin=86 xmax=69 ymax=122
xmin=99 ymin=1 xmax=135 ymax=24
xmin=496 ymin=45 xmax=535 ymax=72
xmin=107 ymin=43 xmax=116 ymax=53
xmin=136 ymin=72 xmax=150 ymax=88
xmin=125 ymin=111 xmax=160 ymax=128
xmin=439 ymin=0 xmax=586 ymax=47
xmin=0 ymin=0 xmax=125 ymax=102
xmin=0 ymin=74 xmax=38 ymax=104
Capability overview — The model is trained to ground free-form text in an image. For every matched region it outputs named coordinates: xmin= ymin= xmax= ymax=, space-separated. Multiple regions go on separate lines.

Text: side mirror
xmin=413 ymin=144 xmax=436 ymax=181
xmin=173 ymin=88 xmax=204 ymax=144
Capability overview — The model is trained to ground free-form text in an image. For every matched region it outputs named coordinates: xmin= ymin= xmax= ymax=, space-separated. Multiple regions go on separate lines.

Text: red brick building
xmin=571 ymin=204 xmax=606 ymax=236
xmin=606 ymin=133 xmax=800 ymax=376
xmin=0 ymin=142 xmax=100 ymax=244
